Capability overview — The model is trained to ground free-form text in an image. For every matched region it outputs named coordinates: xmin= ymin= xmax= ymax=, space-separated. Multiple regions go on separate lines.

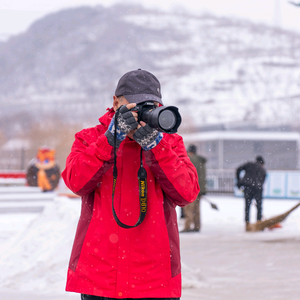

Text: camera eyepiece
xmin=131 ymin=102 xmax=181 ymax=134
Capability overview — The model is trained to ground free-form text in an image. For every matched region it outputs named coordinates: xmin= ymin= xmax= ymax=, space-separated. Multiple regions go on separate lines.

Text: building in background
xmin=0 ymin=139 xmax=30 ymax=170
xmin=182 ymin=131 xmax=300 ymax=171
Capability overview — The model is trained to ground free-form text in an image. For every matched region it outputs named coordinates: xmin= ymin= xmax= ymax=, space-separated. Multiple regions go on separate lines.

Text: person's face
xmin=113 ymin=95 xmax=130 ymax=111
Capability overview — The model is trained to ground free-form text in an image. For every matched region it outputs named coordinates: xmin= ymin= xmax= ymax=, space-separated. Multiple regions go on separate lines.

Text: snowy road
xmin=0 ymin=194 xmax=299 ymax=300
xmin=180 ymin=228 xmax=300 ymax=300
xmin=179 ymin=196 xmax=300 ymax=300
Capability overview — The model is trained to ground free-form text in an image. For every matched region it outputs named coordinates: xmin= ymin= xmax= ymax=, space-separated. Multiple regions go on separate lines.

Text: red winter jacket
xmin=62 ymin=108 xmax=200 ymax=299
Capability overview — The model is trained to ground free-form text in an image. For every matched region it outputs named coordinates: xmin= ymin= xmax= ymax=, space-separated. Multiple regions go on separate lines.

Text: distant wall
xmin=223 ymin=140 xmax=298 ymax=170
xmin=191 ymin=139 xmax=299 ymax=170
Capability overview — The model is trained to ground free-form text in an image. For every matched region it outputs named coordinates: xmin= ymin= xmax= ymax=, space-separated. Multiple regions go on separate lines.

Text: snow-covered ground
xmin=0 ymin=191 xmax=299 ymax=300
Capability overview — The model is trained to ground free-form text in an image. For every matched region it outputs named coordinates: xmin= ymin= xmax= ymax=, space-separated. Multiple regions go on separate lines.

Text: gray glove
xmin=105 ymin=105 xmax=138 ymax=147
xmin=133 ymin=124 xmax=163 ymax=150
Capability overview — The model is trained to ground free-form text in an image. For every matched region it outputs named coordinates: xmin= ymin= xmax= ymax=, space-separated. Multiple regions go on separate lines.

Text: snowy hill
xmin=1 ymin=4 xmax=300 ymax=130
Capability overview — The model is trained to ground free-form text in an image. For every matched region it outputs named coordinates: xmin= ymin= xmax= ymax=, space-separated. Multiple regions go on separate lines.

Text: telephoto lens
xmin=158 ymin=110 xmax=176 ymax=131
xmin=131 ymin=102 xmax=181 ymax=134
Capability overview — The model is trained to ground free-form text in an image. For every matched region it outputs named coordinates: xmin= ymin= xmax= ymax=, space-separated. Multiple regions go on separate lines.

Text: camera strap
xmin=111 ymin=109 xmax=147 ymax=229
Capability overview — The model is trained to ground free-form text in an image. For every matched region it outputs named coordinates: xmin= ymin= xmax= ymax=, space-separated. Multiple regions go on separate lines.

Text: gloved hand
xmin=237 ymin=181 xmax=242 ymax=189
xmin=105 ymin=105 xmax=138 ymax=147
xmin=133 ymin=124 xmax=163 ymax=150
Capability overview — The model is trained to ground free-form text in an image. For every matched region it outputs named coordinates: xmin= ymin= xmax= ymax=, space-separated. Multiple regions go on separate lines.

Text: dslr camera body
xmin=130 ymin=102 xmax=181 ymax=134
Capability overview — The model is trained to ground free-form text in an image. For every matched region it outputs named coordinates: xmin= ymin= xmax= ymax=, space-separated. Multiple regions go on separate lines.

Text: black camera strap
xmin=111 ymin=109 xmax=147 ymax=229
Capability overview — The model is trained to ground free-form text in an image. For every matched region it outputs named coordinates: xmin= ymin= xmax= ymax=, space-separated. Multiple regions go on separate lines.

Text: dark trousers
xmin=81 ymin=295 xmax=179 ymax=300
xmin=244 ymin=186 xmax=263 ymax=223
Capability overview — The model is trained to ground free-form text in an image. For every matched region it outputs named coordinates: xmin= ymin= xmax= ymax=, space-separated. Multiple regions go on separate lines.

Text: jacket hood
xmin=99 ymin=107 xmax=115 ymax=126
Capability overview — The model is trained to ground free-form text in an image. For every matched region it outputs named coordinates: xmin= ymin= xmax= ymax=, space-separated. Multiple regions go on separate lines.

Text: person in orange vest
xmin=26 ymin=146 xmax=60 ymax=191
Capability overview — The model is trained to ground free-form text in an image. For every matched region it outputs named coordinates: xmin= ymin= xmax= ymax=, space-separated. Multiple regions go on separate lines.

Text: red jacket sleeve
xmin=62 ymin=128 xmax=114 ymax=196
xmin=144 ymin=133 xmax=200 ymax=207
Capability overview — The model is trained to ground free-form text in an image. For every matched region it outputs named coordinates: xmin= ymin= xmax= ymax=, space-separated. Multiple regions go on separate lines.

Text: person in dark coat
xmin=236 ymin=156 xmax=266 ymax=231
xmin=181 ymin=144 xmax=207 ymax=232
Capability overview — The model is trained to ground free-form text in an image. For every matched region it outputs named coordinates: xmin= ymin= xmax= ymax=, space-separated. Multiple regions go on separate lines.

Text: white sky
xmin=0 ymin=0 xmax=300 ymax=37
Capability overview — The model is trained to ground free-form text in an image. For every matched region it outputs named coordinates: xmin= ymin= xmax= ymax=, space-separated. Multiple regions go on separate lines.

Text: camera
xmin=130 ymin=102 xmax=182 ymax=134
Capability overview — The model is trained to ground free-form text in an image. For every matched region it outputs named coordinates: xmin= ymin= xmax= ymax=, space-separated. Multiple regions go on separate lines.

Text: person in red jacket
xmin=62 ymin=69 xmax=200 ymax=300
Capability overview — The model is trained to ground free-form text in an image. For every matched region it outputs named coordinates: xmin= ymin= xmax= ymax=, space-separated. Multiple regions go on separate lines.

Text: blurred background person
xmin=26 ymin=146 xmax=61 ymax=192
xmin=181 ymin=144 xmax=207 ymax=233
xmin=236 ymin=156 xmax=266 ymax=231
